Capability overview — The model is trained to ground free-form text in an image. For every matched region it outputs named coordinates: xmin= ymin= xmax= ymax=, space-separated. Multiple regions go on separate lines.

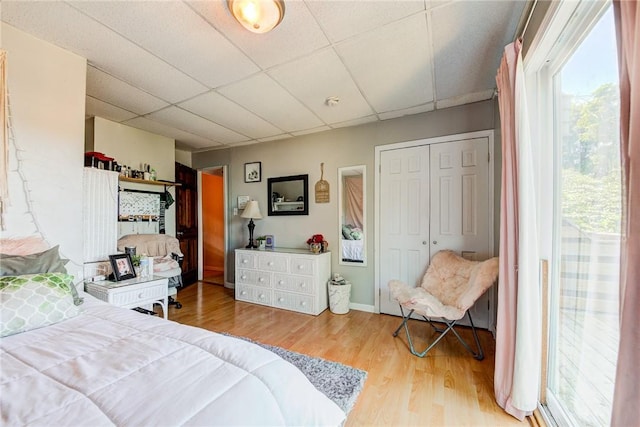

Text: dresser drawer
xmin=273 ymin=273 xmax=315 ymax=295
xmin=258 ymin=254 xmax=288 ymax=272
xmin=236 ymin=284 xmax=271 ymax=306
xmin=236 ymin=269 xmax=271 ymax=287
xmin=289 ymin=257 xmax=315 ymax=276
xmin=273 ymin=291 xmax=315 ymax=314
xmin=236 ymin=252 xmax=257 ymax=269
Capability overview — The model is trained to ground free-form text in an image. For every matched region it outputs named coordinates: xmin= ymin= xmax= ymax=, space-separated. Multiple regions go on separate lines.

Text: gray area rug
xmin=226 ymin=334 xmax=367 ymax=414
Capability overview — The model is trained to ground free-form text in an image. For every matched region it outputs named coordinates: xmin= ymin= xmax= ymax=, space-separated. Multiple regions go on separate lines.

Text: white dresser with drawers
xmin=234 ymin=248 xmax=331 ymax=315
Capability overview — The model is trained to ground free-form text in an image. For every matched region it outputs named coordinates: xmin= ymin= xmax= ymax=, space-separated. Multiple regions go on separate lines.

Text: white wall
xmin=1 ymin=24 xmax=86 ymax=279
xmin=175 ymin=149 xmax=192 ymax=167
xmin=87 ymin=116 xmax=177 ymax=237
xmin=194 ymin=100 xmax=497 ymax=308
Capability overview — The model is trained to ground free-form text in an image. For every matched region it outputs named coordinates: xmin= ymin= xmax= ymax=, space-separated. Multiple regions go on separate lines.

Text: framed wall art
xmin=244 ymin=162 xmax=262 ymax=183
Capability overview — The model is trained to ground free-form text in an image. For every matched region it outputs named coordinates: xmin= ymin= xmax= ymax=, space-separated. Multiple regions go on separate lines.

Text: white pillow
xmin=0 ymin=273 xmax=81 ymax=337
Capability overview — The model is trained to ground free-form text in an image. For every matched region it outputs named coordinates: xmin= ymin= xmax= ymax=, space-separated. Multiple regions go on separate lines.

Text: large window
xmin=531 ymin=2 xmax=620 ymax=426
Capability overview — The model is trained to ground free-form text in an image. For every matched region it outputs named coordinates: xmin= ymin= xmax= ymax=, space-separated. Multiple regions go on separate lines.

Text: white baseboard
xmin=348 ymin=302 xmax=375 ymax=313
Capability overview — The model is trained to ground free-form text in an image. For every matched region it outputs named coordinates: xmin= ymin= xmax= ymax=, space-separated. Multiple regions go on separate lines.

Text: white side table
xmin=85 ymin=275 xmax=169 ymax=319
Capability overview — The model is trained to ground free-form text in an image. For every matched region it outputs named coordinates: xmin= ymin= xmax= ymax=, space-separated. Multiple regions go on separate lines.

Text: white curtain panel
xmin=83 ymin=167 xmax=118 ymax=262
xmin=512 ymin=49 xmax=541 ymax=412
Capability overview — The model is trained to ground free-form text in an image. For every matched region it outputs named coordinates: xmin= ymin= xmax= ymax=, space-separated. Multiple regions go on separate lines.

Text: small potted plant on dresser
xmin=256 ymin=236 xmax=267 ymax=249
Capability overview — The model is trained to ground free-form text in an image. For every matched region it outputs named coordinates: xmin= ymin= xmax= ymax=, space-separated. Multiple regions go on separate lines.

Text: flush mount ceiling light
xmin=228 ymin=0 xmax=285 ymax=34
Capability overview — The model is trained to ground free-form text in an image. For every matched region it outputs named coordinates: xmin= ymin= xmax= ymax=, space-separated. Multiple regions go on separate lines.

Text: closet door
xmin=379 ymin=136 xmax=492 ymax=328
xmin=379 ymin=145 xmax=431 ymax=315
xmin=430 ymin=137 xmax=493 ymax=328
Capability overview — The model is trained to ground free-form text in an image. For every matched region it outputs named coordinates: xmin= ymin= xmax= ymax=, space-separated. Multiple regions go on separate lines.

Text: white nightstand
xmin=85 ymin=276 xmax=169 ymax=319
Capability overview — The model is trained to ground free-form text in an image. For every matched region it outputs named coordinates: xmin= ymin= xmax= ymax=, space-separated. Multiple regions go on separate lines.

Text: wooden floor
xmin=167 ymin=282 xmax=528 ymax=427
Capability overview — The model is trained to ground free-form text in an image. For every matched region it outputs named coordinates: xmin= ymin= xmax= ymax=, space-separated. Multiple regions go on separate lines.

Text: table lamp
xmin=241 ymin=200 xmax=262 ymax=248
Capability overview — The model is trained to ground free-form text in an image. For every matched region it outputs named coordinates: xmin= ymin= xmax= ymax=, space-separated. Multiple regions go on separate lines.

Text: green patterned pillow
xmin=0 ymin=273 xmax=81 ymax=337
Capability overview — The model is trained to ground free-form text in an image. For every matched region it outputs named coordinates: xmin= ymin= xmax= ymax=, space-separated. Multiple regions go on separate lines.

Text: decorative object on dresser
xmin=84 ymin=275 xmax=169 ymax=319
xmin=235 ymin=248 xmax=331 ymax=315
xmin=240 ymin=200 xmax=263 ymax=249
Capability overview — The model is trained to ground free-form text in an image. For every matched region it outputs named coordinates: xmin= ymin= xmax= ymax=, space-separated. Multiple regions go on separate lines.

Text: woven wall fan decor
xmin=315 ymin=163 xmax=330 ymax=203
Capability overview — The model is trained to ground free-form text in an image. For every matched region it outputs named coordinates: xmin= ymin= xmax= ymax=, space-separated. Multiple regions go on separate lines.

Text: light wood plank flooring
xmin=167 ymin=282 xmax=528 ymax=427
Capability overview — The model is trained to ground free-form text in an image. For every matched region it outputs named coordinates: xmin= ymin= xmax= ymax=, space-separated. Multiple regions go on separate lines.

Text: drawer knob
xmin=242 ymin=259 xmax=248 ymax=263
xmin=241 ymin=291 xmax=247 ymax=296
xmin=278 ymin=297 xmax=284 ymax=302
xmin=299 ymin=283 xmax=306 ymax=288
xmin=300 ymin=301 xmax=307 ymax=306
xmin=268 ymin=262 xmax=274 ymax=266
xmin=297 ymin=265 xmax=304 ymax=270
xmin=259 ymin=294 xmax=265 ymax=299
xmin=241 ymin=275 xmax=246 ymax=280
xmin=259 ymin=277 xmax=265 ymax=282
xmin=279 ymin=280 xmax=285 ymax=285
xmin=138 ymin=293 xmax=144 ymax=299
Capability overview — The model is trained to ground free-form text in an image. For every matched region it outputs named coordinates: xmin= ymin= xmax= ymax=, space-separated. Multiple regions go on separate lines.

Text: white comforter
xmin=0 ymin=294 xmax=346 ymax=426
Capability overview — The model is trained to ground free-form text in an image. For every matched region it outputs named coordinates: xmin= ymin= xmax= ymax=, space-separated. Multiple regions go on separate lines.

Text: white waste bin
xmin=328 ymin=281 xmax=351 ymax=314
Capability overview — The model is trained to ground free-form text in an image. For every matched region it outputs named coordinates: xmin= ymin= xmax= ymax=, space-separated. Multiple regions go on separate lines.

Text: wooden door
xmin=175 ymin=162 xmax=198 ymax=285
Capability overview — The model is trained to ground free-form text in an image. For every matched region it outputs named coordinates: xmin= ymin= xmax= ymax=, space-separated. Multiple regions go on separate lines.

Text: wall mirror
xmin=338 ymin=165 xmax=366 ymax=266
xmin=268 ymin=174 xmax=309 ymax=216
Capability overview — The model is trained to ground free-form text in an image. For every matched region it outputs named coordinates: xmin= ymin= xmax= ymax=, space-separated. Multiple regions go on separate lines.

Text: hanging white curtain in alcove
xmin=83 ymin=167 xmax=118 ymax=262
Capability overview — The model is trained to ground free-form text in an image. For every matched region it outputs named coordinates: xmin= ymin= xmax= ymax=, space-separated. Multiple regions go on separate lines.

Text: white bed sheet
xmin=341 ymin=239 xmax=364 ymax=261
xmin=0 ymin=293 xmax=345 ymax=426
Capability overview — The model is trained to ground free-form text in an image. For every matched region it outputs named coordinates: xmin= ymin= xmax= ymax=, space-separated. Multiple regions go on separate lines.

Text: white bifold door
xmin=378 ymin=135 xmax=494 ymax=329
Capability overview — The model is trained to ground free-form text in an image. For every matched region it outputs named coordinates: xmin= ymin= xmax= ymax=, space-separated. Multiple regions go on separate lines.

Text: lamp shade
xmin=241 ymin=200 xmax=263 ymax=219
xmin=228 ymin=0 xmax=285 ymax=34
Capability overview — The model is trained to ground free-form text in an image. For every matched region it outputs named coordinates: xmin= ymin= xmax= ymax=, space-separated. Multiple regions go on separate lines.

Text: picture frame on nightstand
xmin=109 ymin=253 xmax=137 ymax=281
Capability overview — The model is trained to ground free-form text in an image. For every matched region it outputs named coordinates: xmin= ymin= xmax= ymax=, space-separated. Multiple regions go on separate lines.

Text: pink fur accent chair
xmin=389 ymin=250 xmax=499 ymax=359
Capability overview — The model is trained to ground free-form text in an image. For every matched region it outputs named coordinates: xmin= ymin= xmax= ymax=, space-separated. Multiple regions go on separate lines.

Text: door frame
xmin=374 ymin=130 xmax=496 ymax=315
xmin=197 ymin=165 xmax=230 ymax=286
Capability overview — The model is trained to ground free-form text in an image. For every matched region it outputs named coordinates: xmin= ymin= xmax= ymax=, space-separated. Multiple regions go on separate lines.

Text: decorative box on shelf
xmin=234 ymin=248 xmax=331 ymax=315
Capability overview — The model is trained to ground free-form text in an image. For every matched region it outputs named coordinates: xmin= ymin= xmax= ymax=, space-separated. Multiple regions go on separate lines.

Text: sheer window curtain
xmin=494 ymin=39 xmax=541 ymax=421
xmin=1 ymin=50 xmax=8 ymax=230
xmin=611 ymin=1 xmax=640 ymax=425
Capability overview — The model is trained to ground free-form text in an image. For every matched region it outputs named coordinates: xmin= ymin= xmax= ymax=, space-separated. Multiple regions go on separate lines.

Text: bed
xmin=0 ymin=270 xmax=346 ymax=425
xmin=341 ymin=224 xmax=364 ymax=263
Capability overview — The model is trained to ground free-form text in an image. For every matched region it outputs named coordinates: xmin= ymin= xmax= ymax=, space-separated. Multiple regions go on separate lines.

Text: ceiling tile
xmin=123 ymin=116 xmax=224 ymax=151
xmin=431 ymin=1 xmax=526 ymax=100
xmin=336 ymin=13 xmax=434 ymax=113
xmin=178 ymin=91 xmax=283 ymax=139
xmin=307 ymin=0 xmax=426 ymax=43
xmin=189 ymin=0 xmax=330 ymax=69
xmin=72 ymin=1 xmax=258 ymax=88
xmin=218 ymin=73 xmax=324 ymax=132
xmin=87 ymin=66 xmax=168 ymax=115
xmin=3 ymin=1 xmax=208 ymax=103
xmin=291 ymin=125 xmax=332 ymax=137
xmin=147 ymin=107 xmax=249 ymax=144
xmin=85 ymin=96 xmax=138 ymax=122
xmin=269 ymin=48 xmax=374 ymax=124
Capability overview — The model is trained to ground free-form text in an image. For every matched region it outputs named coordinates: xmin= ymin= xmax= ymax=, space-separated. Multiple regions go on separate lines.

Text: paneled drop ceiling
xmin=1 ymin=0 xmax=528 ymax=151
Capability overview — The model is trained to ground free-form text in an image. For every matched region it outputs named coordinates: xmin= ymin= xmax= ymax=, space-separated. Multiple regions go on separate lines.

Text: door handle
xmin=176 ymin=231 xmax=184 ymax=237
xmin=432 ymin=240 xmax=438 ymax=245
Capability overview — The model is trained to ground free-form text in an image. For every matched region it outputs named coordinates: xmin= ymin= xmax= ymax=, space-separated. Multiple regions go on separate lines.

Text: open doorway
xmin=200 ymin=167 xmax=226 ymax=286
